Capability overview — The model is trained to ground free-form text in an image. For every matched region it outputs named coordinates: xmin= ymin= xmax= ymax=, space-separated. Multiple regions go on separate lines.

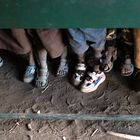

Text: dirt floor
xmin=0 ymin=51 xmax=140 ymax=140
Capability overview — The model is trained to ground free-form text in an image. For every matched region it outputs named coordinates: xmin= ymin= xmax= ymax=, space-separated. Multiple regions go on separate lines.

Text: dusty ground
xmin=0 ymin=51 xmax=140 ymax=140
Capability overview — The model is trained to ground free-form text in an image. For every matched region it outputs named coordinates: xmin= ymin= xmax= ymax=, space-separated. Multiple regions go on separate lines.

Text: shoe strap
xmin=76 ymin=63 xmax=86 ymax=71
xmin=26 ymin=65 xmax=36 ymax=74
xmin=87 ymin=72 xmax=98 ymax=81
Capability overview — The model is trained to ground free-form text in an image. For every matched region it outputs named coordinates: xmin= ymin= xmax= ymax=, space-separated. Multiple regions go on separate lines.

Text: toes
xmin=39 ymin=82 xmax=42 ymax=87
xmin=61 ymin=71 xmax=64 ymax=76
xmin=121 ymin=67 xmax=131 ymax=76
xmin=57 ymin=69 xmax=67 ymax=77
xmin=36 ymin=80 xmax=43 ymax=87
xmin=38 ymin=81 xmax=44 ymax=87
xmin=60 ymin=71 xmax=64 ymax=76
xmin=57 ymin=70 xmax=63 ymax=77
xmin=35 ymin=81 xmax=38 ymax=87
xmin=41 ymin=82 xmax=45 ymax=87
xmin=59 ymin=72 xmax=62 ymax=76
xmin=57 ymin=64 xmax=68 ymax=77
xmin=36 ymin=81 xmax=40 ymax=87
xmin=57 ymin=70 xmax=61 ymax=76
xmin=122 ymin=68 xmax=126 ymax=74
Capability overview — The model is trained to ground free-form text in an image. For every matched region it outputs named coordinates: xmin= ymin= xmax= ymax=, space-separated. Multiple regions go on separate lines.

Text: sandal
xmin=102 ymin=47 xmax=117 ymax=73
xmin=35 ymin=68 xmax=49 ymax=88
xmin=81 ymin=71 xmax=106 ymax=93
xmin=0 ymin=57 xmax=3 ymax=67
xmin=73 ymin=63 xmax=86 ymax=86
xmin=57 ymin=59 xmax=68 ymax=77
xmin=121 ymin=56 xmax=134 ymax=76
xmin=23 ymin=65 xmax=36 ymax=83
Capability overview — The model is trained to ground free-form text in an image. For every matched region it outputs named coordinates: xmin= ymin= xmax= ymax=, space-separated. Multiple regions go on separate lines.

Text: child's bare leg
xmin=57 ymin=46 xmax=68 ymax=77
xmin=103 ymin=29 xmax=117 ymax=72
xmin=35 ymin=48 xmax=49 ymax=87
xmin=121 ymin=29 xmax=134 ymax=76
xmin=88 ymin=46 xmax=104 ymax=73
xmin=23 ymin=50 xmax=36 ymax=83
xmin=28 ymin=50 xmax=35 ymax=65
xmin=78 ymin=54 xmax=85 ymax=63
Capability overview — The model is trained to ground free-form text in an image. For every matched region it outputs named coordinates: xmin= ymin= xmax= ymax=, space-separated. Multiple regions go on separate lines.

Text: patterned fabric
xmin=106 ymin=29 xmax=117 ymax=47
xmin=120 ymin=29 xmax=133 ymax=46
xmin=106 ymin=28 xmax=133 ymax=47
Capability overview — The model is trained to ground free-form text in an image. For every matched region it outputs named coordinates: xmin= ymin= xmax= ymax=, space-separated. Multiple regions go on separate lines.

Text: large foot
xmin=57 ymin=59 xmax=68 ymax=77
xmin=23 ymin=65 xmax=36 ymax=83
xmin=35 ymin=68 xmax=49 ymax=88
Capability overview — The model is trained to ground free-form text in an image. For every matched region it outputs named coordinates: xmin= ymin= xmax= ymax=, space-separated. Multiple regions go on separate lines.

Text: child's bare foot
xmin=103 ymin=46 xmax=117 ymax=72
xmin=121 ymin=55 xmax=134 ymax=76
xmin=35 ymin=67 xmax=49 ymax=87
xmin=57 ymin=59 xmax=68 ymax=77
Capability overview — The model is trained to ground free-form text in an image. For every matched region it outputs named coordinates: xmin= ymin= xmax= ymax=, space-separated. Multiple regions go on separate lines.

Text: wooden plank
xmin=0 ymin=113 xmax=140 ymax=121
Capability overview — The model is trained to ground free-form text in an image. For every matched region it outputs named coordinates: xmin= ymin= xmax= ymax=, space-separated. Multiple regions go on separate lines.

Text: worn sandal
xmin=23 ymin=65 xmax=36 ymax=83
xmin=57 ymin=59 xmax=68 ymax=77
xmin=103 ymin=47 xmax=117 ymax=73
xmin=73 ymin=63 xmax=86 ymax=86
xmin=81 ymin=71 xmax=106 ymax=93
xmin=121 ymin=57 xmax=134 ymax=76
xmin=35 ymin=68 xmax=49 ymax=88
